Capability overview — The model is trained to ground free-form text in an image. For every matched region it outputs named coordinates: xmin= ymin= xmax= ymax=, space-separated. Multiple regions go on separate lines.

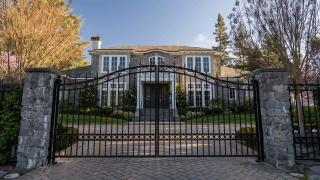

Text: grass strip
xmin=58 ymin=114 xmax=128 ymax=123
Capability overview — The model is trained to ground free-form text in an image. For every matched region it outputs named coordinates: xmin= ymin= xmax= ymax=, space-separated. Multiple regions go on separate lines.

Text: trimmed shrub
xmin=122 ymin=106 xmax=136 ymax=113
xmin=235 ymin=127 xmax=257 ymax=147
xmin=59 ymin=98 xmax=76 ymax=114
xmin=292 ymin=123 xmax=318 ymax=131
xmin=237 ymin=98 xmax=255 ymax=114
xmin=111 ymin=110 xmax=134 ymax=120
xmin=202 ymin=106 xmax=223 ymax=115
xmin=188 ymin=107 xmax=201 ymax=112
xmin=177 ymin=108 xmax=188 ymax=115
xmin=183 ymin=111 xmax=205 ymax=119
xmin=55 ymin=123 xmax=78 ymax=151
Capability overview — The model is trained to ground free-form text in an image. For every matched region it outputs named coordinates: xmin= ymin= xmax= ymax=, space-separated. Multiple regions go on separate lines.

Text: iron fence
xmin=289 ymin=79 xmax=320 ymax=160
xmin=48 ymin=64 xmax=263 ymax=163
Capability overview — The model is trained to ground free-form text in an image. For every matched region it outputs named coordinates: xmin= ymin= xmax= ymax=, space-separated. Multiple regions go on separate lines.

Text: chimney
xmin=91 ymin=35 xmax=102 ymax=50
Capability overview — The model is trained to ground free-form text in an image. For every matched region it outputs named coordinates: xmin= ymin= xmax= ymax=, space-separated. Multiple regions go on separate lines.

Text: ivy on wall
xmin=0 ymin=85 xmax=22 ymax=164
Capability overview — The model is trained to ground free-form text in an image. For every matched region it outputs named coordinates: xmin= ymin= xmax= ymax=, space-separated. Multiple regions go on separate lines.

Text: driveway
xmin=15 ymin=157 xmax=295 ymax=180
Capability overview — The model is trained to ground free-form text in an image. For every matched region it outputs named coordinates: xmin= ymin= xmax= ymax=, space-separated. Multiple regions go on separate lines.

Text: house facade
xmin=63 ymin=36 xmax=222 ymax=109
xmin=62 ymin=35 xmax=250 ymax=113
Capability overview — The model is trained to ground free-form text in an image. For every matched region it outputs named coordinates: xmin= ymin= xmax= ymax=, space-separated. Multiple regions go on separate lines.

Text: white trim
xmin=93 ymin=49 xmax=216 ymax=53
xmin=61 ymin=74 xmax=95 ymax=80
xmin=96 ymin=50 xmax=133 ymax=52
xmin=101 ymin=55 xmax=128 ymax=73
xmin=136 ymin=49 xmax=177 ymax=54
xmin=179 ymin=50 xmax=217 ymax=52
xmin=185 ymin=55 xmax=211 ymax=73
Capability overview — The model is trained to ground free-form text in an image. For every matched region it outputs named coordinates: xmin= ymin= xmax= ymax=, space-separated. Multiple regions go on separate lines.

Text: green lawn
xmin=58 ymin=114 xmax=128 ymax=123
xmin=183 ymin=114 xmax=256 ymax=123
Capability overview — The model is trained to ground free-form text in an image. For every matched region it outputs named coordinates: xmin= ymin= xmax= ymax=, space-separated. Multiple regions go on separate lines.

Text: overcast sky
xmin=70 ymin=0 xmax=237 ymax=64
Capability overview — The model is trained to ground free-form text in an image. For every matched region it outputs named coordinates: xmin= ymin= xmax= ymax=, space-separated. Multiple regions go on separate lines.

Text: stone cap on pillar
xmin=24 ymin=67 xmax=62 ymax=75
xmin=250 ymin=67 xmax=287 ymax=76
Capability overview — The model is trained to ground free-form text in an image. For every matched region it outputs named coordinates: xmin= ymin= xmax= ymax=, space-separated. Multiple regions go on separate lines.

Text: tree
xmin=78 ymin=82 xmax=99 ymax=107
xmin=228 ymin=0 xmax=320 ymax=137
xmin=232 ymin=22 xmax=248 ymax=69
xmin=213 ymin=13 xmax=231 ymax=65
xmin=0 ymin=51 xmax=20 ymax=80
xmin=229 ymin=0 xmax=319 ymax=81
xmin=0 ymin=0 xmax=90 ymax=82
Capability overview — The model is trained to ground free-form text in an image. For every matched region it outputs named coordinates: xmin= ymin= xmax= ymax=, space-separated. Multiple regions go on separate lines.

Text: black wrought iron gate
xmin=48 ymin=65 xmax=264 ymax=163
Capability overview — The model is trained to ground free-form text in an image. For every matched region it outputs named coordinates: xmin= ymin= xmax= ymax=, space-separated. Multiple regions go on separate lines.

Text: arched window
xmin=149 ymin=56 xmax=164 ymax=65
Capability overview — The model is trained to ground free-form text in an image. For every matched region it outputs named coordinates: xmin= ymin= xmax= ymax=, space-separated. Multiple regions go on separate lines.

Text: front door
xmin=144 ymin=83 xmax=169 ymax=108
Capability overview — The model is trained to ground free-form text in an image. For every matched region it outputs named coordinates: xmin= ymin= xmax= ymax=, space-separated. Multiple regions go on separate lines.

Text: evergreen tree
xmin=213 ymin=13 xmax=231 ymax=65
xmin=232 ymin=22 xmax=248 ymax=69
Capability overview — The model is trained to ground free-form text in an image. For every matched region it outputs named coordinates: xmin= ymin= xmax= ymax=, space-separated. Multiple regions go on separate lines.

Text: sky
xmin=69 ymin=0 xmax=237 ymax=64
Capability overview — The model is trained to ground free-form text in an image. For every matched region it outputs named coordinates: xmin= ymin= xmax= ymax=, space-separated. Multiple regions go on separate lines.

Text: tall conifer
xmin=213 ymin=13 xmax=231 ymax=65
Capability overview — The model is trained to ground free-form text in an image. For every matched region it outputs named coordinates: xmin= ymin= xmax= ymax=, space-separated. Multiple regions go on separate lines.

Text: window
xmin=195 ymin=57 xmax=201 ymax=72
xmin=185 ymin=56 xmax=211 ymax=73
xmin=102 ymin=91 xmax=108 ymax=106
xmin=187 ymin=57 xmax=193 ymax=69
xmin=102 ymin=82 xmax=126 ymax=106
xmin=196 ymin=91 xmax=202 ymax=106
xmin=111 ymin=57 xmax=117 ymax=71
xmin=229 ymin=88 xmax=236 ymax=99
xmin=118 ymin=91 xmax=124 ymax=106
xmin=205 ymin=91 xmax=210 ymax=104
xmin=103 ymin=57 xmax=109 ymax=72
xmin=119 ymin=57 xmax=126 ymax=70
xmin=158 ymin=57 xmax=164 ymax=65
xmin=110 ymin=91 xmax=116 ymax=106
xmin=101 ymin=55 xmax=127 ymax=73
xmin=186 ymin=83 xmax=212 ymax=107
xmin=150 ymin=57 xmax=155 ymax=65
xmin=149 ymin=56 xmax=164 ymax=65
xmin=203 ymin=57 xmax=209 ymax=72
xmin=111 ymin=84 xmax=116 ymax=88
xmin=187 ymin=84 xmax=194 ymax=89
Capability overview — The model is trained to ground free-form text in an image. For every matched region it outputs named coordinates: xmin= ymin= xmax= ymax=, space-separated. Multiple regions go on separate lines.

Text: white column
xmin=171 ymin=80 xmax=174 ymax=109
xmin=136 ymin=78 xmax=140 ymax=108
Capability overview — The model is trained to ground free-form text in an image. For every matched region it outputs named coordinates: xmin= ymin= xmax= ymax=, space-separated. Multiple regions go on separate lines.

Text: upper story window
xmin=229 ymin=88 xmax=236 ymax=99
xmin=149 ymin=56 xmax=164 ymax=65
xmin=185 ymin=56 xmax=211 ymax=73
xmin=102 ymin=55 xmax=127 ymax=73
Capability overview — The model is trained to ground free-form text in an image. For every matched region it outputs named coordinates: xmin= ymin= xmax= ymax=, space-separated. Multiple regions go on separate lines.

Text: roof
xmin=98 ymin=45 xmax=216 ymax=52
xmin=220 ymin=66 xmax=250 ymax=78
xmin=61 ymin=65 xmax=95 ymax=78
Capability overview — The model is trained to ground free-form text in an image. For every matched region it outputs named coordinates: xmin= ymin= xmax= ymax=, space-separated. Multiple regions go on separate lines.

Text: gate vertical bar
xmin=255 ymin=77 xmax=264 ymax=161
xmin=48 ymin=76 xmax=62 ymax=164
xmin=51 ymin=76 xmax=62 ymax=164
xmin=155 ymin=65 xmax=159 ymax=157
xmin=251 ymin=76 xmax=262 ymax=162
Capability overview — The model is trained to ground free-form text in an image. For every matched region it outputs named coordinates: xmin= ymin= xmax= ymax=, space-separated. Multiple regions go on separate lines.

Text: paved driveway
xmin=15 ymin=157 xmax=295 ymax=180
xmin=15 ymin=123 xmax=296 ymax=180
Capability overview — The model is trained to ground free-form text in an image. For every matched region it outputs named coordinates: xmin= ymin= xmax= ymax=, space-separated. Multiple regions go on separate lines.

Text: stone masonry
xmin=16 ymin=67 xmax=61 ymax=169
xmin=252 ymin=67 xmax=295 ymax=168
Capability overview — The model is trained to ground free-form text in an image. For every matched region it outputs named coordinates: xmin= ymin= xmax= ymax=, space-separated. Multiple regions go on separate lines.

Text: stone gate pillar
xmin=252 ymin=67 xmax=295 ymax=168
xmin=16 ymin=67 xmax=61 ymax=169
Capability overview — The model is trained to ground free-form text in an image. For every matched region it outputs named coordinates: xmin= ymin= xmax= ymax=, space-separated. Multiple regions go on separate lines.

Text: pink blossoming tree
xmin=0 ymin=51 xmax=20 ymax=80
